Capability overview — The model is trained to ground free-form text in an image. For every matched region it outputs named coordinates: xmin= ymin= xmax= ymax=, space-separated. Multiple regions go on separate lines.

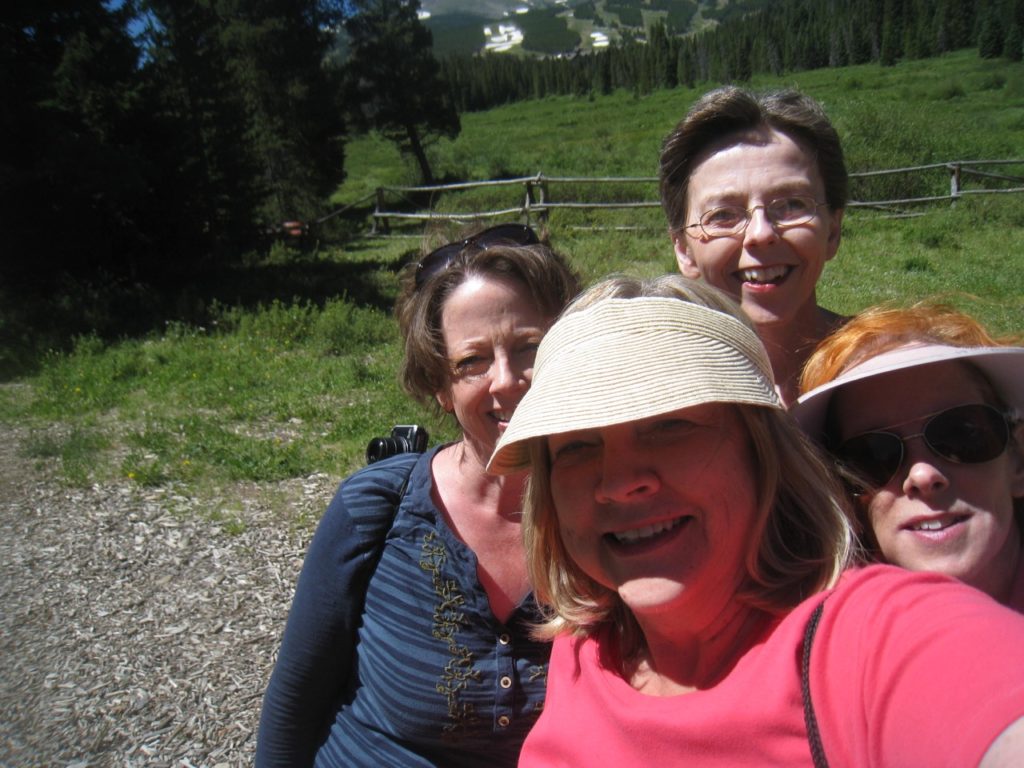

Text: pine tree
xmin=217 ymin=0 xmax=346 ymax=225
xmin=951 ymin=0 xmax=978 ymax=48
xmin=1005 ymin=20 xmax=1023 ymax=60
xmin=2 ymin=0 xmax=150 ymax=281
xmin=677 ymin=42 xmax=696 ymax=88
xmin=597 ymin=51 xmax=614 ymax=95
xmin=1005 ymin=0 xmax=1024 ymax=60
xmin=142 ymin=0 xmax=346 ymax=258
xmin=880 ymin=0 xmax=905 ymax=64
xmin=977 ymin=3 xmax=1004 ymax=57
xmin=143 ymin=0 xmax=266 ymax=259
xmin=343 ymin=0 xmax=459 ymax=185
xmin=935 ymin=0 xmax=952 ymax=52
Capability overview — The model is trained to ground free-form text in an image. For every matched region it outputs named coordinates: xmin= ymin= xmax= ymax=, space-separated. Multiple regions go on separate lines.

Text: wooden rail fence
xmin=365 ymin=159 xmax=1024 ymax=235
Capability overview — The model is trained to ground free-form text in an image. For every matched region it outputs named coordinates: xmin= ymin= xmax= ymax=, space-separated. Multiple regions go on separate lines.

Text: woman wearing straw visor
xmin=487 ymin=275 xmax=1024 ymax=766
xmin=794 ymin=303 xmax=1024 ymax=610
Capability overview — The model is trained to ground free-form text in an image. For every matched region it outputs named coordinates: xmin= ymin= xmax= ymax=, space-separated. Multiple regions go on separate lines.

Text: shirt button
xmin=498 ymin=715 xmax=511 ymax=727
xmin=500 ymin=675 xmax=512 ymax=689
xmin=498 ymin=633 xmax=511 ymax=645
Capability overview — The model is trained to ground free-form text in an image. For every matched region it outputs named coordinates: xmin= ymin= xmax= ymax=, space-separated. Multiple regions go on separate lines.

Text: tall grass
xmin=4 ymin=298 xmax=454 ymax=491
xmin=3 ymin=48 xmax=1022 ymax=502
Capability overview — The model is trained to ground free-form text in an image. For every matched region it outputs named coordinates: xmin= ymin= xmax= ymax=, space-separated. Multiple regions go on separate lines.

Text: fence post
xmin=373 ymin=187 xmax=389 ymax=234
xmin=534 ymin=173 xmax=549 ymax=230
xmin=949 ymin=163 xmax=961 ymax=208
xmin=524 ymin=178 xmax=533 ymax=227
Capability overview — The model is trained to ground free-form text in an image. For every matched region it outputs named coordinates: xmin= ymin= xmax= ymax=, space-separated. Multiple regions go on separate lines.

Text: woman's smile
xmin=605 ymin=515 xmax=693 ymax=549
xmin=736 ymin=263 xmax=793 ymax=287
xmin=549 ymin=404 xmax=758 ymax=623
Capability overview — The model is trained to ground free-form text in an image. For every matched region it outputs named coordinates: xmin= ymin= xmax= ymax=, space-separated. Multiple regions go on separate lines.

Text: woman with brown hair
xmin=660 ymin=86 xmax=848 ymax=404
xmin=257 ymin=225 xmax=579 ymax=767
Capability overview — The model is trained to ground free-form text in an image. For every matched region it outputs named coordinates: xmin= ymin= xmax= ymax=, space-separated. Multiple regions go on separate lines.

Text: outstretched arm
xmin=981 ymin=717 xmax=1024 ymax=768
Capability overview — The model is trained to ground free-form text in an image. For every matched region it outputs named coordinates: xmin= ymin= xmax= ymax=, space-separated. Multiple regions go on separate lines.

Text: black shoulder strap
xmin=374 ymin=452 xmax=418 ymax=537
xmin=341 ymin=451 xmax=421 ymax=568
xmin=802 ymin=600 xmax=829 ymax=768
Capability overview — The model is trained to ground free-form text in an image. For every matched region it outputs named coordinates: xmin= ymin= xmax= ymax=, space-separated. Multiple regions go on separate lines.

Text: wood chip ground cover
xmin=0 ymin=421 xmax=337 ymax=767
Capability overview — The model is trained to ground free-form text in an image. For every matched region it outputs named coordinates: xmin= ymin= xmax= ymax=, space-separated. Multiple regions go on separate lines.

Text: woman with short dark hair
xmin=660 ymin=86 xmax=849 ymax=405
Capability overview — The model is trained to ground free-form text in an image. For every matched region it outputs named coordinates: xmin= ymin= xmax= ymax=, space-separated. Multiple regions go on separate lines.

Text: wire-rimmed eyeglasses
xmin=415 ymin=223 xmax=540 ymax=288
xmin=683 ymin=196 xmax=828 ymax=239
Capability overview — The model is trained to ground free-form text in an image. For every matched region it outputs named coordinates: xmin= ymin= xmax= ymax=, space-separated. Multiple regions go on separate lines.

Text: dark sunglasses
xmin=836 ymin=403 xmax=1011 ymax=489
xmin=414 ymin=223 xmax=540 ymax=288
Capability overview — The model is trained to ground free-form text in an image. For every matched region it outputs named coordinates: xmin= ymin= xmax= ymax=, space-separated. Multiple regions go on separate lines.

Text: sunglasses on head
xmin=414 ymin=223 xmax=541 ymax=288
xmin=836 ymin=403 xmax=1011 ymax=489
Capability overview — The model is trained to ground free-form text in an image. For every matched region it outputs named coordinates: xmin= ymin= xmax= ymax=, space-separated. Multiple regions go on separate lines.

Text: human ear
xmin=673 ymin=233 xmax=702 ymax=279
xmin=436 ymin=390 xmax=453 ymax=413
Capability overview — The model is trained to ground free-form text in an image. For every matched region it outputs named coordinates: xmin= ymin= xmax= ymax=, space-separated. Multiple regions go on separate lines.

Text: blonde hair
xmin=523 ymin=275 xmax=855 ymax=658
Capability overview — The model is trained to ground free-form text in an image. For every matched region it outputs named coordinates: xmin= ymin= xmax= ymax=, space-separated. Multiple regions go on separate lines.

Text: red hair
xmin=800 ymin=301 xmax=1021 ymax=395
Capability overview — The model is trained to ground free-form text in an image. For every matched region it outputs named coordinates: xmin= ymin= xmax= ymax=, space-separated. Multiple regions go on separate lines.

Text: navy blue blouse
xmin=256 ymin=446 xmax=550 ymax=767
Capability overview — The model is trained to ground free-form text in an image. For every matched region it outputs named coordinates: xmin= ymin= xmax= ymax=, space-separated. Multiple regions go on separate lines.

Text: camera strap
xmin=358 ymin=452 xmax=420 ymax=569
xmin=802 ymin=598 xmax=829 ymax=768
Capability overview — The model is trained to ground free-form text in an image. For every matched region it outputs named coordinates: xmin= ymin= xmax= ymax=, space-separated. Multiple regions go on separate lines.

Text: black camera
xmin=366 ymin=425 xmax=429 ymax=464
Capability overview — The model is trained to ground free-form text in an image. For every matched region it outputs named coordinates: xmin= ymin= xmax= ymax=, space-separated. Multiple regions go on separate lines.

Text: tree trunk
xmin=405 ymin=123 xmax=434 ymax=186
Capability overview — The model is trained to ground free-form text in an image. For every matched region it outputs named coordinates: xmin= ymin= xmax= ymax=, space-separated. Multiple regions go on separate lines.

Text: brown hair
xmin=394 ymin=236 xmax=580 ymax=416
xmin=659 ymin=86 xmax=848 ymax=233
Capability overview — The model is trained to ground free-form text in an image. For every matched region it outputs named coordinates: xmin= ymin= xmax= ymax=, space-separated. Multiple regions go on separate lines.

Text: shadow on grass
xmin=0 ymin=233 xmax=420 ymax=381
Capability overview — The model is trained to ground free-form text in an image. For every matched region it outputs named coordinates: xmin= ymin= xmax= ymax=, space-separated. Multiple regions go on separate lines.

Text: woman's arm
xmin=981 ymin=717 xmax=1024 ymax=767
xmin=814 ymin=567 xmax=1024 ymax=767
xmin=255 ymin=454 xmax=419 ymax=767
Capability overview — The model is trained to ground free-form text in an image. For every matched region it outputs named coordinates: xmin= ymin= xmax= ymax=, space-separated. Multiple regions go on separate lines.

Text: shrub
xmin=976 ymin=72 xmax=1006 ymax=91
xmin=313 ymin=298 xmax=398 ymax=356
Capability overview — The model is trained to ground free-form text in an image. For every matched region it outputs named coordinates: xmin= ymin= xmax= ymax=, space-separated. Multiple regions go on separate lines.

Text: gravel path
xmin=0 ymin=421 xmax=337 ymax=767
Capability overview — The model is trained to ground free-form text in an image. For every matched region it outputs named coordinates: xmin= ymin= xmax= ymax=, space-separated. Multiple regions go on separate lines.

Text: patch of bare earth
xmin=0 ymin=421 xmax=337 ymax=767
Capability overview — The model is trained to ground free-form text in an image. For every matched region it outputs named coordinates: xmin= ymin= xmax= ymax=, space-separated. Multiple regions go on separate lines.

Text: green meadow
xmin=3 ymin=48 xmax=1022 ymax=522
xmin=341 ymin=49 xmax=1023 ymax=326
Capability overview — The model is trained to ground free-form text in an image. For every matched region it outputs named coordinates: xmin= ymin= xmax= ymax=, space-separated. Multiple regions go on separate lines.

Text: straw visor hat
xmin=792 ymin=343 xmax=1024 ymax=441
xmin=487 ymin=297 xmax=781 ymax=475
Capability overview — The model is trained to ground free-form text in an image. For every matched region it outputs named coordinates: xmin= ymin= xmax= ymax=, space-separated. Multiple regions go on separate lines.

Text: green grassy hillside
xmin=340 ymin=50 xmax=1024 ymax=189
xmin=338 ymin=49 xmax=1024 ymax=332
xmin=3 ymin=49 xmax=1022 ymax=502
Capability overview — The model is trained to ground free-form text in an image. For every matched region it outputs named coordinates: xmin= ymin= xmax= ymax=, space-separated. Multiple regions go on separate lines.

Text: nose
xmin=595 ymin=433 xmax=660 ymax=503
xmin=901 ymin=443 xmax=951 ymax=498
xmin=742 ymin=205 xmax=777 ymax=245
xmin=489 ymin=351 xmax=526 ymax=394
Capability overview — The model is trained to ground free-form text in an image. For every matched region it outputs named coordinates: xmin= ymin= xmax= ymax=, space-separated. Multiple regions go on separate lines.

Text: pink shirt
xmin=520 ymin=565 xmax=1024 ymax=767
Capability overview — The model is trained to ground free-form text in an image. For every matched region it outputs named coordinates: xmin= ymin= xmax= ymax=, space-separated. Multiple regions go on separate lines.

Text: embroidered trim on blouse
xmin=421 ymin=531 xmax=482 ymax=739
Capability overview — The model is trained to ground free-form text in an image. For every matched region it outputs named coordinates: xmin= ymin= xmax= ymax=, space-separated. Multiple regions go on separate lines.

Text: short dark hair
xmin=659 ymin=86 xmax=848 ymax=232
